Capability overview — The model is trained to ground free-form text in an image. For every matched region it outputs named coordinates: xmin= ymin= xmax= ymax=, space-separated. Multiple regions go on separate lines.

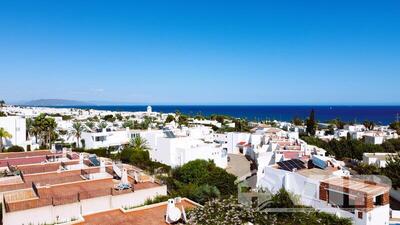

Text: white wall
xmin=2 ymin=185 xmax=167 ymax=225
xmin=112 ymin=185 xmax=167 ymax=208
xmin=0 ymin=116 xmax=27 ymax=149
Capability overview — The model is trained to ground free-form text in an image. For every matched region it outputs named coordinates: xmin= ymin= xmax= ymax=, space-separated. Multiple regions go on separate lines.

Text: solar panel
xmin=88 ymin=155 xmax=100 ymax=166
xmin=277 ymin=159 xmax=306 ymax=171
xmin=164 ymin=131 xmax=176 ymax=138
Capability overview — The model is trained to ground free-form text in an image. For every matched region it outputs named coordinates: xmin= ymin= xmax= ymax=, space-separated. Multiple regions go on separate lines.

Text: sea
xmin=49 ymin=105 xmax=400 ymax=125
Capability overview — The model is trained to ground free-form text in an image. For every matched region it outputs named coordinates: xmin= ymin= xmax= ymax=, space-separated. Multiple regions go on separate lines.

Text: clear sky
xmin=0 ymin=0 xmax=399 ymax=105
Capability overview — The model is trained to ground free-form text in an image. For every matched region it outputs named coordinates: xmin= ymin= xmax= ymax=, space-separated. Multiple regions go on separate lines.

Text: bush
xmin=73 ymin=147 xmax=111 ymax=157
xmin=6 ymin=145 xmax=25 ymax=152
xmin=171 ymin=159 xmax=237 ymax=202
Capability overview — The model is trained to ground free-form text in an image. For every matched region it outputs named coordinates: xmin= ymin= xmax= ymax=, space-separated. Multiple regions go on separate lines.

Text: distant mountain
xmin=21 ymin=99 xmax=92 ymax=106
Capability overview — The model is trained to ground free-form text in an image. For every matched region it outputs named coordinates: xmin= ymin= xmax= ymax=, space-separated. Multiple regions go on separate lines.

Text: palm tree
xmin=85 ymin=121 xmax=95 ymax=131
xmin=32 ymin=114 xmax=57 ymax=148
xmin=72 ymin=122 xmax=86 ymax=148
xmin=98 ymin=121 xmax=108 ymax=130
xmin=129 ymin=135 xmax=150 ymax=151
xmin=0 ymin=127 xmax=12 ymax=152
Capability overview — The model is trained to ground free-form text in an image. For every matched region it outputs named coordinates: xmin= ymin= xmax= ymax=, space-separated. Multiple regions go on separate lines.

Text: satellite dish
xmin=167 ymin=207 xmax=181 ymax=222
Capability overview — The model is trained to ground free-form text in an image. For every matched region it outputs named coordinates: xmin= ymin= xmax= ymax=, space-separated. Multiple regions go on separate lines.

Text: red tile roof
xmin=77 ymin=198 xmax=199 ymax=225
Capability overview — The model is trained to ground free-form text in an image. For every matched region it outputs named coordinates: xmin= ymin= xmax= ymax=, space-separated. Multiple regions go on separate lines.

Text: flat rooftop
xmin=77 ymin=198 xmax=199 ymax=225
xmin=0 ymin=150 xmax=54 ymax=160
xmin=296 ymin=168 xmax=336 ymax=180
xmin=321 ymin=176 xmax=390 ymax=196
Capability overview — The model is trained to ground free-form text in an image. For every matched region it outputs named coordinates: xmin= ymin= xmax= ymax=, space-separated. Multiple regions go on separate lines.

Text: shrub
xmin=6 ymin=145 xmax=25 ymax=152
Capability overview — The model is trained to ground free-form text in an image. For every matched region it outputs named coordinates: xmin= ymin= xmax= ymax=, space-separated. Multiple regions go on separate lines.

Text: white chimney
xmin=100 ymin=160 xmax=106 ymax=173
xmin=79 ymin=153 xmax=84 ymax=165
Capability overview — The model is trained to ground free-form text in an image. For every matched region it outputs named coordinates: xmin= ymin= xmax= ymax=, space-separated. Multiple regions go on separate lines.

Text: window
xmin=374 ymin=194 xmax=383 ymax=206
xmin=358 ymin=211 xmax=363 ymax=219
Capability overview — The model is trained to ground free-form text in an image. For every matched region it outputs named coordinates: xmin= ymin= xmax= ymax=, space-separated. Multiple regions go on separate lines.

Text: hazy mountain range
xmin=20 ymin=99 xmax=92 ymax=106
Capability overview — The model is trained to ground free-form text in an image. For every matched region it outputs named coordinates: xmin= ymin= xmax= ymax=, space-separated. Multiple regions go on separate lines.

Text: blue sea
xmin=50 ymin=105 xmax=400 ymax=125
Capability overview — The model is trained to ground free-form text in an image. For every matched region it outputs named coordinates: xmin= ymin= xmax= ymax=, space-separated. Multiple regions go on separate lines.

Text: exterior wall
xmin=81 ymin=195 xmax=111 ymax=215
xmin=152 ymin=137 xmax=173 ymax=165
xmin=111 ymin=185 xmax=167 ymax=208
xmin=0 ymin=116 xmax=27 ymax=149
xmin=82 ymin=129 xmax=130 ymax=149
xmin=364 ymin=136 xmax=384 ymax=145
xmin=4 ymin=202 xmax=81 ymax=225
xmin=354 ymin=205 xmax=390 ymax=225
xmin=181 ymin=145 xmax=228 ymax=168
xmin=226 ymin=132 xmax=251 ymax=154
xmin=2 ymin=185 xmax=167 ymax=225
xmin=53 ymin=202 xmax=81 ymax=223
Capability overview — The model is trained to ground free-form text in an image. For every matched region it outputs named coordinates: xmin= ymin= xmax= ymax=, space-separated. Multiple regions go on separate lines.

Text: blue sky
xmin=0 ymin=0 xmax=399 ymax=105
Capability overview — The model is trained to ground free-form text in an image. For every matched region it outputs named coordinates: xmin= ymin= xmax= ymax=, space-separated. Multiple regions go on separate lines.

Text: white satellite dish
xmin=166 ymin=199 xmax=182 ymax=224
xmin=167 ymin=207 xmax=181 ymax=222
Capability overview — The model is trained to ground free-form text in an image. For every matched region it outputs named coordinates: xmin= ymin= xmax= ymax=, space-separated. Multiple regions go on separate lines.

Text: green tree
xmin=115 ymin=113 xmax=123 ymax=121
xmin=129 ymin=135 xmax=150 ymax=151
xmin=32 ymin=114 xmax=57 ymax=148
xmin=353 ymin=163 xmax=380 ymax=175
xmin=103 ymin=114 xmax=115 ymax=122
xmin=0 ymin=100 xmax=5 ymax=108
xmin=98 ymin=121 xmax=108 ymax=129
xmin=172 ymin=159 xmax=237 ymax=197
xmin=389 ymin=121 xmax=400 ymax=134
xmin=177 ymin=114 xmax=188 ymax=126
xmin=122 ymin=120 xmax=134 ymax=129
xmin=0 ymin=127 xmax=12 ymax=151
xmin=292 ymin=117 xmax=303 ymax=126
xmin=85 ymin=121 xmax=95 ymax=130
xmin=383 ymin=154 xmax=400 ymax=189
xmin=363 ymin=120 xmax=375 ymax=130
xmin=165 ymin=115 xmax=175 ymax=123
xmin=306 ymin=109 xmax=317 ymax=136
xmin=72 ymin=122 xmax=86 ymax=148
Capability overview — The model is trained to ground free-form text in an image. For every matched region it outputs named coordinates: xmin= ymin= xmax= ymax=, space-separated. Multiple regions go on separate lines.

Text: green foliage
xmin=327 ymin=118 xmax=346 ymax=129
xmin=170 ymin=159 xmax=237 ymax=203
xmin=103 ymin=114 xmax=115 ymax=122
xmin=119 ymin=136 xmax=170 ymax=174
xmin=73 ymin=147 xmax=112 ymax=158
xmin=300 ymin=135 xmax=396 ymax=160
xmin=363 ymin=120 xmax=375 ymax=130
xmin=188 ymin=189 xmax=352 ymax=225
xmin=98 ymin=121 xmax=108 ymax=129
xmin=390 ymin=121 xmax=400 ymax=135
xmin=122 ymin=120 xmax=134 ymax=129
xmin=165 ymin=115 xmax=175 ymax=123
xmin=0 ymin=127 xmax=12 ymax=151
xmin=382 ymin=154 xmax=400 ymax=189
xmin=61 ymin=115 xmax=73 ymax=121
xmin=292 ymin=117 xmax=303 ymax=126
xmin=5 ymin=145 xmax=24 ymax=152
xmin=85 ymin=121 xmax=95 ymax=130
xmin=115 ymin=114 xmax=123 ymax=121
xmin=143 ymin=195 xmax=170 ymax=205
xmin=178 ymin=114 xmax=188 ymax=126
xmin=32 ymin=113 xmax=57 ymax=148
xmin=262 ymin=188 xmax=298 ymax=209
xmin=352 ymin=163 xmax=380 ymax=175
xmin=306 ymin=109 xmax=317 ymax=136
xmin=72 ymin=122 xmax=86 ymax=148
